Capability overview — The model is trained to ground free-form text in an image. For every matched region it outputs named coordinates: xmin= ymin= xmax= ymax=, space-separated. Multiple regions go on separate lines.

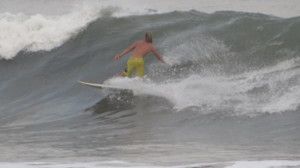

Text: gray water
xmin=0 ymin=3 xmax=300 ymax=168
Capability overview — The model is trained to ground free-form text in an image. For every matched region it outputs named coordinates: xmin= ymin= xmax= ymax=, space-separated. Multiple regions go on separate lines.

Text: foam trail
xmin=106 ymin=57 xmax=300 ymax=115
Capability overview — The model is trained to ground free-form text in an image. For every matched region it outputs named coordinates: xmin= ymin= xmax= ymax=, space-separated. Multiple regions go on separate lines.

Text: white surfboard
xmin=78 ymin=81 xmax=130 ymax=90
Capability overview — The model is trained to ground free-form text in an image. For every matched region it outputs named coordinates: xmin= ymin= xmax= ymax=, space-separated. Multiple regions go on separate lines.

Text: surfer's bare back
xmin=114 ymin=32 xmax=165 ymax=77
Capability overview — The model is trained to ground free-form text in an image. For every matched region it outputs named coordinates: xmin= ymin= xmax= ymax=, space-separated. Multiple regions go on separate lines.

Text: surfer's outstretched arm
xmin=151 ymin=47 xmax=165 ymax=63
xmin=114 ymin=42 xmax=137 ymax=60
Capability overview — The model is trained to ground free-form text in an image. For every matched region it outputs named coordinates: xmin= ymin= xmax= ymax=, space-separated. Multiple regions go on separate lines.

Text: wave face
xmin=0 ymin=9 xmax=300 ymax=167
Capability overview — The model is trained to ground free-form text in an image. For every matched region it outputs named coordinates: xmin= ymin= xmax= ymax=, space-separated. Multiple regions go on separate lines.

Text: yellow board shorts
xmin=125 ymin=57 xmax=144 ymax=77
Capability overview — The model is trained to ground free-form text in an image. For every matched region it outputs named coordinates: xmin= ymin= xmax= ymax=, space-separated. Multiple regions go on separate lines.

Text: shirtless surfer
xmin=114 ymin=32 xmax=165 ymax=77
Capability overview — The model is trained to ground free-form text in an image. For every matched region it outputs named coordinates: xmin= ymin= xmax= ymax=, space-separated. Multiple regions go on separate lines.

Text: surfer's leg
xmin=127 ymin=58 xmax=135 ymax=77
xmin=136 ymin=58 xmax=145 ymax=77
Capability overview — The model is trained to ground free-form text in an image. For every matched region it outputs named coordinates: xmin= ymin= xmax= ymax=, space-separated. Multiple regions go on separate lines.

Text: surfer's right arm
xmin=114 ymin=42 xmax=137 ymax=60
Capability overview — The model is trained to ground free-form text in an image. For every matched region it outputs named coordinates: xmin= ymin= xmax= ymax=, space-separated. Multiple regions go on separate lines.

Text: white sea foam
xmin=1 ymin=160 xmax=300 ymax=168
xmin=106 ymin=57 xmax=300 ymax=115
xmin=226 ymin=160 xmax=300 ymax=168
xmin=0 ymin=2 xmax=103 ymax=59
xmin=0 ymin=161 xmax=211 ymax=168
xmin=0 ymin=161 xmax=152 ymax=168
xmin=162 ymin=33 xmax=232 ymax=65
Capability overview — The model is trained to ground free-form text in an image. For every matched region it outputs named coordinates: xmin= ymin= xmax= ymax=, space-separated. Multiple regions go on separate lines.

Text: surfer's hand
xmin=114 ymin=54 xmax=121 ymax=61
xmin=160 ymin=58 xmax=166 ymax=64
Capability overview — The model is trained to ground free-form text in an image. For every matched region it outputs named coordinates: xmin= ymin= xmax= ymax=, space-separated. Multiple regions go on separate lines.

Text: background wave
xmin=0 ymin=4 xmax=299 ymax=166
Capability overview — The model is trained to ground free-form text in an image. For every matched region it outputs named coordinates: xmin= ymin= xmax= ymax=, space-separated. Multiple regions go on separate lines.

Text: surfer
xmin=114 ymin=32 xmax=165 ymax=77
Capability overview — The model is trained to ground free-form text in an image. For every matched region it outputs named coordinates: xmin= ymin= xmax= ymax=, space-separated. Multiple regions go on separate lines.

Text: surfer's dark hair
xmin=145 ymin=32 xmax=152 ymax=43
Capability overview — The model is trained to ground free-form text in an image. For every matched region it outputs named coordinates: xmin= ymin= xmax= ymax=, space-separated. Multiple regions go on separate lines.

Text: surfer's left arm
xmin=151 ymin=47 xmax=165 ymax=63
xmin=114 ymin=42 xmax=137 ymax=60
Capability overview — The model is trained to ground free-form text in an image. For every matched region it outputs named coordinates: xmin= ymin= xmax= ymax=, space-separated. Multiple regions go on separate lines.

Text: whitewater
xmin=0 ymin=0 xmax=300 ymax=168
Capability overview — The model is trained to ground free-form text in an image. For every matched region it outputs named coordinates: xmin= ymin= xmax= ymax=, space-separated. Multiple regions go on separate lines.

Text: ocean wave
xmin=0 ymin=3 xmax=300 ymax=164
xmin=0 ymin=0 xmax=299 ymax=59
xmin=1 ymin=11 xmax=299 ymax=116
xmin=0 ymin=4 xmax=109 ymax=59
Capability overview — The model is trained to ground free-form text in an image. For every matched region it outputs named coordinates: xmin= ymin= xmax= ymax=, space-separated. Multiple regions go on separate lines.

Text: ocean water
xmin=0 ymin=0 xmax=300 ymax=167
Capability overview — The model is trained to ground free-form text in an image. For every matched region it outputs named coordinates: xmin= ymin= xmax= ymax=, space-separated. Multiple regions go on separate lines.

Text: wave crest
xmin=0 ymin=4 xmax=107 ymax=59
